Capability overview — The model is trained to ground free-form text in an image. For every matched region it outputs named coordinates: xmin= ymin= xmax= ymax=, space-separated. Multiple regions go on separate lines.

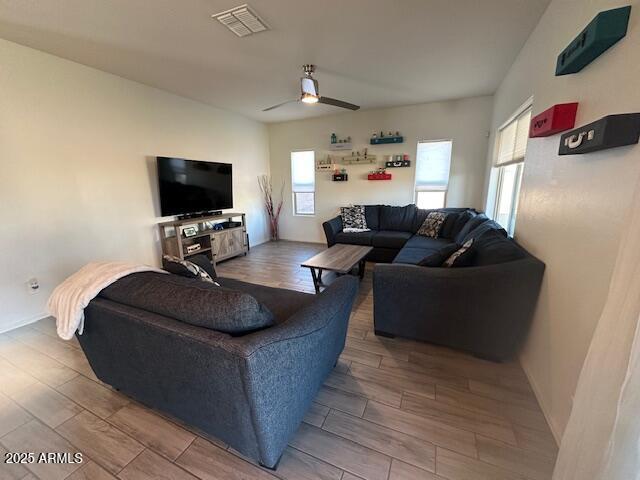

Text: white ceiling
xmin=0 ymin=0 xmax=550 ymax=123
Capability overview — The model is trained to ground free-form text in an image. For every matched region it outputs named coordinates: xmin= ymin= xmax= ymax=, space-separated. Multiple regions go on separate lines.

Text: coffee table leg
xmin=359 ymin=260 xmax=366 ymax=279
xmin=310 ymin=268 xmax=321 ymax=294
xmin=317 ymin=268 xmax=323 ymax=282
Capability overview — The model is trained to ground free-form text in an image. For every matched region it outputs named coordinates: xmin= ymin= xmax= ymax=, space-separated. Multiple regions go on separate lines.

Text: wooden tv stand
xmin=158 ymin=213 xmax=248 ymax=267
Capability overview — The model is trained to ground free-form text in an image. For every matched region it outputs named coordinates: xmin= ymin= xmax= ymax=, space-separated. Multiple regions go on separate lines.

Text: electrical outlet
xmin=27 ymin=278 xmax=40 ymax=295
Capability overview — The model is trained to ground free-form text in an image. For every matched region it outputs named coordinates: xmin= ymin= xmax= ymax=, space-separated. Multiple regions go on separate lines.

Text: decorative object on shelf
xmin=183 ymin=226 xmax=198 ymax=237
xmin=368 ymin=168 xmax=392 ymax=180
xmin=556 ymin=5 xmax=631 ymax=76
xmin=340 ymin=148 xmax=377 ymax=164
xmin=558 ymin=113 xmax=640 ymax=155
xmin=331 ymin=133 xmax=337 ymax=144
xmin=258 ymin=174 xmax=284 ymax=241
xmin=530 ymin=103 xmax=579 ymax=137
xmin=186 ymin=244 xmax=202 ymax=253
xmin=370 ymin=132 xmax=404 ymax=145
xmin=317 ymin=156 xmax=336 ymax=171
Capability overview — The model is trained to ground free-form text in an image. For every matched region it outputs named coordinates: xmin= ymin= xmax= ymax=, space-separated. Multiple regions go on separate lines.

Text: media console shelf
xmin=158 ymin=212 xmax=248 ymax=267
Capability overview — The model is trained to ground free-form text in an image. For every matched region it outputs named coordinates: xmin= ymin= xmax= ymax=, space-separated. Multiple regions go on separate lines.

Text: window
xmin=414 ymin=140 xmax=452 ymax=209
xmin=489 ymin=101 xmax=532 ymax=235
xmin=291 ymin=150 xmax=315 ymax=215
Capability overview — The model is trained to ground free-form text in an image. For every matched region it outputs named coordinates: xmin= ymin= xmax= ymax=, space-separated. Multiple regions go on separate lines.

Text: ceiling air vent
xmin=212 ymin=4 xmax=269 ymax=37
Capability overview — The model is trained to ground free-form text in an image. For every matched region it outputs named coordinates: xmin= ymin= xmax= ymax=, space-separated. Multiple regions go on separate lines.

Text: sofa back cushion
xmin=364 ymin=205 xmax=381 ymax=231
xmin=379 ymin=205 xmax=417 ymax=231
xmin=454 ymin=213 xmax=487 ymax=243
xmin=462 ymin=219 xmax=507 ymax=243
xmin=473 ymin=230 xmax=525 ymax=266
xmin=100 ymin=272 xmax=274 ymax=335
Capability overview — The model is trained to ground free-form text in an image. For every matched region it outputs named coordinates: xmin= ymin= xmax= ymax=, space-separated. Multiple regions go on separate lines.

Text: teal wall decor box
xmin=556 ymin=5 xmax=631 ymax=76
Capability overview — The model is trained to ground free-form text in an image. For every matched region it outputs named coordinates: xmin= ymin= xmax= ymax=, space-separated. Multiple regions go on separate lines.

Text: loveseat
xmin=322 ymin=205 xmax=544 ymax=360
xmin=77 ymin=271 xmax=358 ymax=469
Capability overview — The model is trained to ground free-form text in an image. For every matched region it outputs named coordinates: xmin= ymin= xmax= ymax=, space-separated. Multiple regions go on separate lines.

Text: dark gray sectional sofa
xmin=77 ymin=272 xmax=358 ymax=469
xmin=323 ymin=205 xmax=544 ymax=360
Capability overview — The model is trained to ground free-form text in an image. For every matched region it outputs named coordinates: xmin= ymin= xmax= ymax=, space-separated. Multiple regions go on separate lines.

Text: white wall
xmin=486 ymin=0 xmax=640 ymax=441
xmin=0 ymin=39 xmax=270 ymax=333
xmin=268 ymin=96 xmax=493 ymax=243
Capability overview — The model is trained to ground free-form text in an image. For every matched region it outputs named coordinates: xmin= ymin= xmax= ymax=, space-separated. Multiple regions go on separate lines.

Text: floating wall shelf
xmin=329 ymin=142 xmax=352 ymax=151
xmin=385 ymin=160 xmax=411 ymax=168
xmin=368 ymin=173 xmax=392 ymax=180
xmin=555 ymin=5 xmax=631 ymax=76
xmin=370 ymin=136 xmax=403 ymax=145
xmin=332 ymin=174 xmax=348 ymax=181
xmin=530 ymin=103 xmax=579 ymax=138
xmin=341 ymin=155 xmax=377 ymax=165
xmin=558 ymin=113 xmax=640 ymax=155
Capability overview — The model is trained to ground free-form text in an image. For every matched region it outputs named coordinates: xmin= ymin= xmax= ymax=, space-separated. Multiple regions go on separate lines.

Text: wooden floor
xmin=0 ymin=241 xmax=558 ymax=480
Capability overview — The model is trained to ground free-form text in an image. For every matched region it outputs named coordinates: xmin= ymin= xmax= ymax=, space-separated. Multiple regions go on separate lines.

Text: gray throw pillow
xmin=417 ymin=211 xmax=447 ymax=238
xmin=162 ymin=255 xmax=217 ymax=284
xmin=100 ymin=272 xmax=274 ymax=335
xmin=443 ymin=239 xmax=476 ymax=267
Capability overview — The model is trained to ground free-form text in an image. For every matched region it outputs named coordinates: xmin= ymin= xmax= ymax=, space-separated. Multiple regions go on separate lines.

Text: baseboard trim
xmin=519 ymin=354 xmax=562 ymax=445
xmin=0 ymin=313 xmax=49 ymax=335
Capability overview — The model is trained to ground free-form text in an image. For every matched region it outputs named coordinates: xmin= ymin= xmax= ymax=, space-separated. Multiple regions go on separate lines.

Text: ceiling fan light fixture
xmin=301 ymin=93 xmax=319 ymax=104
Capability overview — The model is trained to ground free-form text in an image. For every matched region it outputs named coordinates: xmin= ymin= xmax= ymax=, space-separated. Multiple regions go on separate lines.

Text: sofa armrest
xmin=373 ymin=258 xmax=545 ymax=360
xmin=322 ymin=215 xmax=343 ymax=247
xmin=237 ymin=275 xmax=358 ymax=467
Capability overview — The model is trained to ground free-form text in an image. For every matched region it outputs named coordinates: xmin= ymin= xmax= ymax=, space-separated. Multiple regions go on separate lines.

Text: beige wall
xmin=268 ymin=96 xmax=493 ymax=243
xmin=0 ymin=39 xmax=270 ymax=333
xmin=486 ymin=0 xmax=640 ymax=441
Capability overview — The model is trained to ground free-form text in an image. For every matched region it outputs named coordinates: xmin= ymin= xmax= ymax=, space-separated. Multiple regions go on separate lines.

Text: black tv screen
xmin=157 ymin=157 xmax=233 ymax=216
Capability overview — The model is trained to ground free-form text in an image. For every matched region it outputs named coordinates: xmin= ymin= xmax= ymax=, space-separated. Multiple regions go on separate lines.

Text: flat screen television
xmin=157 ymin=157 xmax=233 ymax=217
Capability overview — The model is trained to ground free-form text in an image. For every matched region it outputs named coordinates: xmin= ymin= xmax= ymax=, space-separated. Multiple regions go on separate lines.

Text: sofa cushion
xmin=364 ymin=205 xmax=381 ymax=231
xmin=100 ymin=272 xmax=274 ymax=335
xmin=444 ymin=239 xmax=476 ymax=267
xmin=372 ymin=230 xmax=413 ymax=249
xmin=340 ymin=205 xmax=369 ymax=232
xmin=473 ymin=230 xmax=525 ymax=266
xmin=462 ymin=219 xmax=507 ymax=243
xmin=444 ymin=210 xmax=476 ymax=240
xmin=217 ymin=277 xmax=314 ymax=323
xmin=335 ymin=230 xmax=375 ymax=246
xmin=404 ymin=235 xmax=452 ymax=250
xmin=186 ymin=254 xmax=218 ymax=280
xmin=379 ymin=205 xmax=417 ymax=231
xmin=417 ymin=211 xmax=447 ymax=238
xmin=418 ymin=244 xmax=460 ymax=267
xmin=454 ymin=213 xmax=487 ymax=243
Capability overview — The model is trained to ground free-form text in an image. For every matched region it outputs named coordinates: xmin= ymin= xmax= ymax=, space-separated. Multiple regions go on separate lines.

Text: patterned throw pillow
xmin=443 ymin=239 xmax=475 ymax=268
xmin=340 ymin=205 xmax=370 ymax=233
xmin=417 ymin=211 xmax=447 ymax=238
xmin=162 ymin=255 xmax=218 ymax=284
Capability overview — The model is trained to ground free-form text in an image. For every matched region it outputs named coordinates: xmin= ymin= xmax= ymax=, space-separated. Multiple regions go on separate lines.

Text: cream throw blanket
xmin=47 ymin=262 xmax=166 ymax=340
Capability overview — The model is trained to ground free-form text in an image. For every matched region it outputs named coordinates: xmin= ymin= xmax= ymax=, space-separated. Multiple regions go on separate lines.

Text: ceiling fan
xmin=263 ymin=64 xmax=360 ymax=112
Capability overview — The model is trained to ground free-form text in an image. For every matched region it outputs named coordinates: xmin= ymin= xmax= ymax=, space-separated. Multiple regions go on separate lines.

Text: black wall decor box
xmin=385 ymin=160 xmax=411 ymax=168
xmin=556 ymin=6 xmax=631 ymax=76
xmin=558 ymin=113 xmax=640 ymax=155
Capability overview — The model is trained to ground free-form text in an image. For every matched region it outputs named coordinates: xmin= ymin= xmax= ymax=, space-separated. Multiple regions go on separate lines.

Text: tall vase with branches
xmin=258 ymin=175 xmax=284 ymax=241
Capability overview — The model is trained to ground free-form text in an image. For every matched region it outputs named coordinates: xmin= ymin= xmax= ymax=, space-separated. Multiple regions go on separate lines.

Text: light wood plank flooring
xmin=0 ymin=241 xmax=558 ymax=480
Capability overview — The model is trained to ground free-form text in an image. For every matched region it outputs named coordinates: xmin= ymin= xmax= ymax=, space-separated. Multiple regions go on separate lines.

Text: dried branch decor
xmin=258 ymin=175 xmax=284 ymax=241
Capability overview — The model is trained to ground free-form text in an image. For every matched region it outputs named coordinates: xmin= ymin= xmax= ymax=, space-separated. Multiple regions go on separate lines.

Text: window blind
xmin=495 ymin=107 xmax=532 ymax=166
xmin=291 ymin=151 xmax=315 ymax=192
xmin=415 ymin=140 xmax=452 ymax=192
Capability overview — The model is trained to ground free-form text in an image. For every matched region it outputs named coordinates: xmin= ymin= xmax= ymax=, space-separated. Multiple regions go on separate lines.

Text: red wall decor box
xmin=367 ymin=173 xmax=392 ymax=180
xmin=530 ymin=103 xmax=579 ymax=138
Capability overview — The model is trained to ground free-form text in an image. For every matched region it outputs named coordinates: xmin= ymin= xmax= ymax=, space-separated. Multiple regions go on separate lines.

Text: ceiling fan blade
xmin=318 ymin=96 xmax=360 ymax=111
xmin=262 ymin=99 xmax=298 ymax=111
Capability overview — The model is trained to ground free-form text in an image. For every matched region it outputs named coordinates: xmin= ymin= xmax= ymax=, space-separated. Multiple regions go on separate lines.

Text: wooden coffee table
xmin=301 ymin=244 xmax=373 ymax=293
